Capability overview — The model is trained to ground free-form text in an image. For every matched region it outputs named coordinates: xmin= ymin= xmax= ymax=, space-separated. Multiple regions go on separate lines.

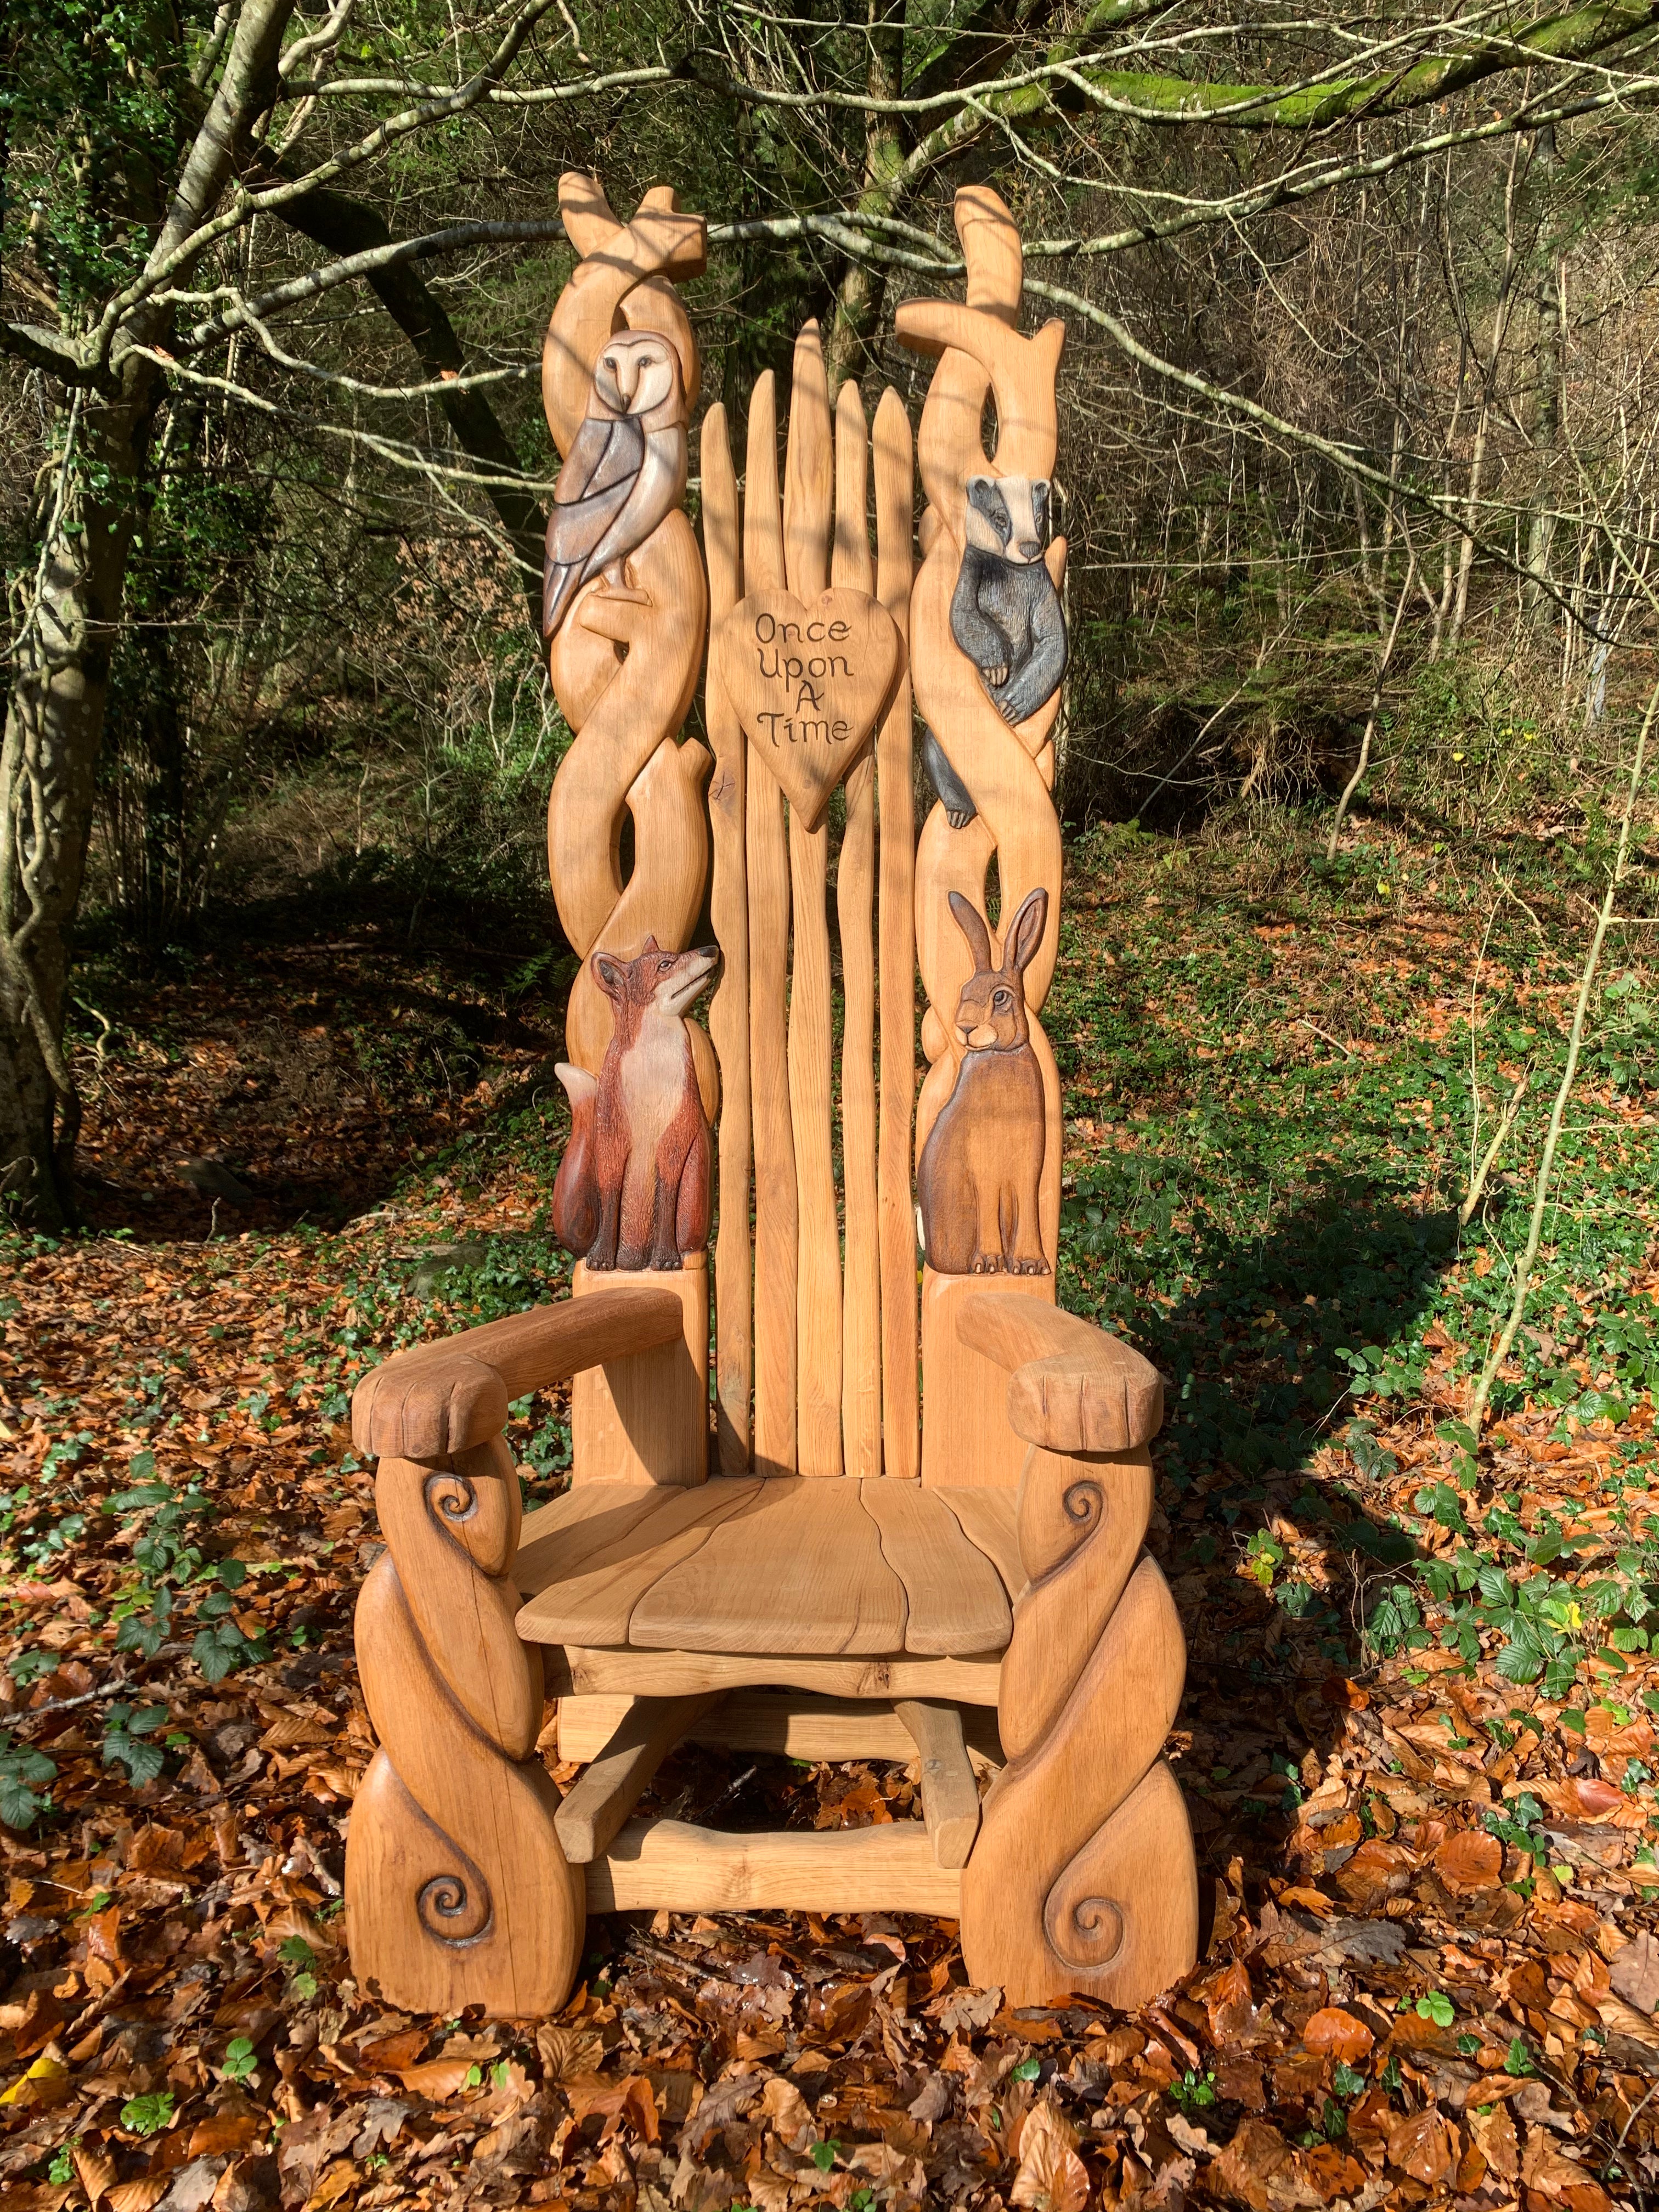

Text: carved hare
xmin=917 ymin=885 xmax=1049 ymax=1276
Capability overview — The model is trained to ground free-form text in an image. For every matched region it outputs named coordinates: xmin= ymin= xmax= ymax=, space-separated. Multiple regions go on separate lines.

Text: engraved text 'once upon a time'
xmin=748 ymin=609 xmax=854 ymax=744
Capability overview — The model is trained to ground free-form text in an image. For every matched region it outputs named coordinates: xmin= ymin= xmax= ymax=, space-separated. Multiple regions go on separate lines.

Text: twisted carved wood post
xmin=346 ymin=1434 xmax=581 ymax=2016
xmin=898 ymin=187 xmax=1069 ymax=1488
xmin=541 ymin=175 xmax=715 ymax=1481
xmin=962 ymin=1436 xmax=1198 ymax=2007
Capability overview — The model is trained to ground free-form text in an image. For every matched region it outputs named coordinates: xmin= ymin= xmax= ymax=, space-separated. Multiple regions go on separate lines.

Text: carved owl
xmin=542 ymin=330 xmax=687 ymax=640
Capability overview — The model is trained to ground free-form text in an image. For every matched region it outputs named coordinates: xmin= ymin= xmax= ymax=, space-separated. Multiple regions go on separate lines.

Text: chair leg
xmin=963 ymin=1444 xmax=1197 ymax=2007
xmin=346 ymin=1440 xmax=583 ymax=2016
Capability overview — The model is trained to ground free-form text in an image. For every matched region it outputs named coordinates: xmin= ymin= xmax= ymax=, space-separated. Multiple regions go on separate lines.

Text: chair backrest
xmin=542 ymin=178 xmax=1068 ymax=1490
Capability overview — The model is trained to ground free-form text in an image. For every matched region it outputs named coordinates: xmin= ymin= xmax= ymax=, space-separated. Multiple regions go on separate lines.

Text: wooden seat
xmin=515 ymin=1479 xmax=1019 ymax=1656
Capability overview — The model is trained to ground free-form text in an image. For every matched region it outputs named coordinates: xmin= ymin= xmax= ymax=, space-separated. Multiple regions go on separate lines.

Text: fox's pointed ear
xmin=640 ymin=934 xmax=661 ymax=956
xmin=947 ymin=890 xmax=994 ymax=975
xmin=1006 ymin=886 xmax=1049 ymax=974
xmin=592 ymin=952 xmax=627 ymax=999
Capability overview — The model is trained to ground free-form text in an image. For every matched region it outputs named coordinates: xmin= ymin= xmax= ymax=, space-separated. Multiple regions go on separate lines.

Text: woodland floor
xmin=3 ymin=810 xmax=1659 ymax=2211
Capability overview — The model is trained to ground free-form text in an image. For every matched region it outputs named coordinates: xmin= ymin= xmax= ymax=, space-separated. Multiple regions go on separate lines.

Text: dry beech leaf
xmin=1521 ymin=2129 xmax=1613 ymax=2204
xmin=1610 ymin=1929 xmax=1659 ymax=2015
xmin=188 ymin=2112 xmax=260 ymax=2157
xmin=1387 ymin=2109 xmax=1456 ymax=2185
xmin=1334 ymin=1840 xmax=1413 ymax=1906
xmin=1468 ymin=2101 xmax=1520 ymax=2181
xmin=1213 ymin=2118 xmax=1294 ymax=2212
xmin=307 ymin=2163 xmax=360 ymax=2211
xmin=1301 ymin=2006 xmax=1374 ymax=2063
xmin=256 ymin=1712 xmax=331 ymax=1752
xmin=359 ymin=2029 xmax=428 ymax=2073
xmin=1009 ymin=2097 xmax=1088 ymax=2212
xmin=105 ymin=2184 xmax=171 ymax=2212
xmin=758 ymin=2075 xmax=814 ymax=2152
xmin=397 ymin=2057 xmax=477 ymax=2100
xmin=1193 ymin=1959 xmax=1255 ymax=2040
xmin=1277 ymin=1884 xmax=1338 ymax=1918
xmin=1434 ymin=1829 xmax=1502 ymax=1894
xmin=536 ymin=2022 xmax=603 ymax=2081
xmin=1563 ymin=1775 xmax=1625 ymax=1822
xmin=72 ymin=2144 xmax=117 ymax=2207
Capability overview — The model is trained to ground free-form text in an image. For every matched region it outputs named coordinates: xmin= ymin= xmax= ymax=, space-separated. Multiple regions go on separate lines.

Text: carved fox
xmin=551 ymin=939 xmax=718 ymax=1271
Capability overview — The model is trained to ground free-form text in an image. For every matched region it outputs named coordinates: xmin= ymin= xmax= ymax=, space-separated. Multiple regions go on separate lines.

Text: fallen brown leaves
xmin=1 ymin=912 xmax=1655 ymax=2209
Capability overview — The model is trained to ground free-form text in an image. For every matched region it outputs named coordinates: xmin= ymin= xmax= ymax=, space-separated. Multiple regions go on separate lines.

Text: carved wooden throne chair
xmin=343 ymin=176 xmax=1199 ymax=2019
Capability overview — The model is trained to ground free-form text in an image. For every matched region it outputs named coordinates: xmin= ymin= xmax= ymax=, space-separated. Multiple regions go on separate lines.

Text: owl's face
xmin=593 ymin=332 xmax=682 ymax=421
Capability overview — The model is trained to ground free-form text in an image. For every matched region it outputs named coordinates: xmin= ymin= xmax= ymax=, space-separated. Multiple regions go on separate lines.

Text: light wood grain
xmin=743 ymin=371 xmax=798 ymax=1476
xmin=998 ymin=1444 xmax=1151 ymax=1760
xmin=902 ymin=187 xmax=1067 ymax=1505
xmin=375 ymin=1439 xmax=538 ymax=1759
xmin=873 ymin=388 xmax=918 ymax=1481
xmin=919 ymin=1266 xmax=1046 ymax=1487
xmin=352 ymin=1288 xmax=685 ymax=1462
xmin=543 ymin=176 xmax=705 ymax=458
xmin=557 ymin=1689 xmax=1002 ymax=1769
xmin=517 ymin=1481 xmax=677 ymax=1596
xmin=629 ymin=1479 xmax=905 ymax=1653
xmin=963 ymin=1558 xmax=1192 ymax=2008
xmin=782 ymin=324 xmax=843 ymax=1477
xmin=553 ymin=1692 xmax=723 ymax=1862
xmin=701 ymin=403 xmax=752 ymax=1472
xmin=588 ymin=1815 xmax=962 ymax=1914
xmin=570 ymin=1258 xmax=709 ymax=1485
xmin=516 ymin=1477 xmax=763 ymax=1647
xmin=715 ymin=586 xmax=897 ymax=832
xmin=936 ymin=1484 xmax=1027 ymax=1602
xmin=565 ymin=1644 xmax=1002 ymax=1703
xmin=956 ymin=1290 xmax=1164 ymax=1454
xmin=861 ymin=1477 xmax=1012 ymax=1656
xmin=349 ymin=1548 xmax=580 ymax=2017
xmin=896 ymin=1699 xmax=982 ymax=1869
xmin=835 ymin=380 xmax=882 ymax=1481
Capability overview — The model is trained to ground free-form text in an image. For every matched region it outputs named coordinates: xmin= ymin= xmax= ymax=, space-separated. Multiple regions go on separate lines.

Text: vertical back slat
xmin=873 ymin=389 xmax=918 ymax=1478
xmin=701 ymin=404 xmax=752 ymax=1472
xmin=782 ymin=324 xmax=843 ymax=1477
xmin=834 ymin=382 xmax=881 ymax=1478
xmin=743 ymin=374 xmax=798 ymax=1475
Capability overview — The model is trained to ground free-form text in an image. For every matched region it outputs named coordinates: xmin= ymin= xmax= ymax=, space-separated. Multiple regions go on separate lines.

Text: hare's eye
xmin=994 ymin=988 xmax=1012 ymax=1008
xmin=659 ymin=957 xmax=674 ymax=970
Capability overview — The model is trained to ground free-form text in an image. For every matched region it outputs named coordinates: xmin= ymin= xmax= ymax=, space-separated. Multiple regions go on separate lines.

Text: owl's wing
xmin=548 ymin=414 xmax=644 ymax=557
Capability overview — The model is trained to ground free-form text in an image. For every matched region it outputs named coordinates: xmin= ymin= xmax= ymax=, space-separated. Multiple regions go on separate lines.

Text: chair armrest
xmin=956 ymin=1291 xmax=1163 ymax=1454
xmin=352 ymin=1286 xmax=686 ymax=1461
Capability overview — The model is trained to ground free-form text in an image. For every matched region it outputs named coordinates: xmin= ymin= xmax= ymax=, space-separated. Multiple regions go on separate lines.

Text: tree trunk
xmin=824 ymin=0 xmax=908 ymax=393
xmin=0 ymin=0 xmax=297 ymax=1224
xmin=1 ymin=379 xmax=157 ymax=1224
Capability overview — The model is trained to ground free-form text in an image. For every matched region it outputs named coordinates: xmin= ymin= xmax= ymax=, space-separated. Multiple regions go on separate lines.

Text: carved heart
xmin=713 ymin=588 xmax=901 ymax=830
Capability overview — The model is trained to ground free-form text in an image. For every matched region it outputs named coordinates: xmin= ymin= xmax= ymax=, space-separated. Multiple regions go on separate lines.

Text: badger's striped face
xmin=965 ymin=474 xmax=1052 ymax=563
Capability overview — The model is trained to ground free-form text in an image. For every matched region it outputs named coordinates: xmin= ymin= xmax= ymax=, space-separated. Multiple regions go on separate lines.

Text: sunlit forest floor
xmin=3 ymin=807 xmax=1658 ymax=2209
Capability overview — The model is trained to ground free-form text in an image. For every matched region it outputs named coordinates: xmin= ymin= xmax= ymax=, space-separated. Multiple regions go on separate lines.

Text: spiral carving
xmin=345 ymin=1435 xmax=580 ymax=2016
xmin=425 ymin=1472 xmax=477 ymax=1527
xmin=1062 ymin=1479 xmax=1103 ymax=1533
xmin=1046 ymin=1890 xmax=1124 ymax=1971
xmin=960 ymin=1437 xmax=1197 ymax=2008
xmin=419 ymin=1865 xmax=492 ymax=1946
xmin=541 ymin=174 xmax=717 ymax=1113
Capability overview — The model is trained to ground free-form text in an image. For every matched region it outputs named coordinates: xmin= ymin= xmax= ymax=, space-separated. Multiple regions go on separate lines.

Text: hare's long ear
xmin=1005 ymin=886 xmax=1049 ymax=976
xmin=947 ymin=890 xmax=994 ymax=974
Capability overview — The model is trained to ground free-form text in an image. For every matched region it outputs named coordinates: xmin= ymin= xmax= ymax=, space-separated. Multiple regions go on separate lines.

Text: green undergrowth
xmin=1052 ymin=814 xmax=1659 ymax=1701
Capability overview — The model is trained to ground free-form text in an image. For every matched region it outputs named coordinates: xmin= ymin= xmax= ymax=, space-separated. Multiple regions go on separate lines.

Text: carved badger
xmin=949 ymin=475 xmax=1067 ymax=727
